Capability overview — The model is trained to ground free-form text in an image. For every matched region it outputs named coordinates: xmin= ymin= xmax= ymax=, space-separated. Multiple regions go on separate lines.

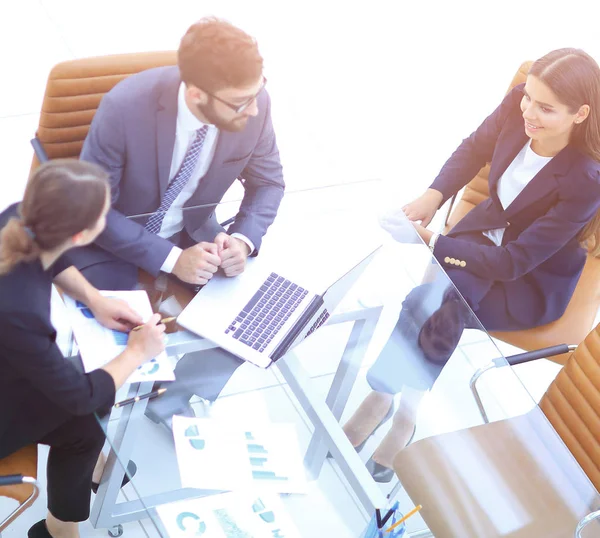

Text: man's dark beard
xmin=195 ymin=98 xmax=248 ymax=132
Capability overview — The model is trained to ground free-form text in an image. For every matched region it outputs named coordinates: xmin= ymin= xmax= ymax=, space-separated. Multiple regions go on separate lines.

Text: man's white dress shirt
xmin=159 ymin=83 xmax=254 ymax=273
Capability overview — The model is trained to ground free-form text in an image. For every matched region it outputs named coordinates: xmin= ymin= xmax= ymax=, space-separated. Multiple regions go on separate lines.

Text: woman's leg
xmin=370 ymin=387 xmax=426 ymax=467
xmin=342 ymin=391 xmax=394 ymax=447
xmin=344 ymin=283 xmax=447 ymax=448
xmin=44 ymin=515 xmax=79 ymax=538
xmin=36 ymin=414 xmax=106 ymax=537
xmin=92 ymin=451 xmax=107 ymax=484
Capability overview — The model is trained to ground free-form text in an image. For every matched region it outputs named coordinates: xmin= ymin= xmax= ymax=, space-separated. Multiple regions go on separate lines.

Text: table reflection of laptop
xmin=177 ymin=247 xmax=380 ymax=368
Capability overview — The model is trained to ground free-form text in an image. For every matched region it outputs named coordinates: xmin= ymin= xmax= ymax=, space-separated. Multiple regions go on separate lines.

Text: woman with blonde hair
xmin=0 ymin=160 xmax=165 ymax=538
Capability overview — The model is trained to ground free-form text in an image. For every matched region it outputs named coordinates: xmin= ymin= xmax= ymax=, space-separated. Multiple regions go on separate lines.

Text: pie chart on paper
xmin=176 ymin=511 xmax=207 ymax=535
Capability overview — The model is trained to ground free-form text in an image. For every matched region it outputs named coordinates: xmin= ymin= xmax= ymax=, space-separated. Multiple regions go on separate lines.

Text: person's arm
xmin=227 ymin=91 xmax=285 ymax=254
xmin=80 ymin=94 xmax=174 ymax=276
xmin=1 ymin=313 xmax=165 ymax=415
xmin=101 ymin=314 xmax=165 ymax=388
xmin=432 ymin=171 xmax=600 ymax=281
xmin=429 ymin=84 xmax=525 ymax=206
xmin=53 ymin=266 xmax=142 ymax=332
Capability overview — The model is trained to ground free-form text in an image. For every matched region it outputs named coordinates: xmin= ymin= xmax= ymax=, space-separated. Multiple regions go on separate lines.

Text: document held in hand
xmin=63 ymin=289 xmax=175 ymax=384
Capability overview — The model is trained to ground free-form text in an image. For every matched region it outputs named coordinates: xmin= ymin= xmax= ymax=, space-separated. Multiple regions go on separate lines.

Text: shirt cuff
xmin=428 ymin=232 xmax=440 ymax=252
xmin=231 ymin=233 xmax=255 ymax=255
xmin=160 ymin=246 xmax=183 ymax=273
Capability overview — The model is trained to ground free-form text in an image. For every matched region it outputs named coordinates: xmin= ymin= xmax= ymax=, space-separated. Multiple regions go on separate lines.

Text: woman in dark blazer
xmin=0 ymin=160 xmax=166 ymax=538
xmin=345 ymin=48 xmax=600 ymax=481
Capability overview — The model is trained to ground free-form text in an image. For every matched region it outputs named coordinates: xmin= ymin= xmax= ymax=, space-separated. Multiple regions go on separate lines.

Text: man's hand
xmin=172 ymin=242 xmax=221 ymax=285
xmin=89 ymin=296 xmax=143 ymax=332
xmin=214 ymin=232 xmax=250 ymax=277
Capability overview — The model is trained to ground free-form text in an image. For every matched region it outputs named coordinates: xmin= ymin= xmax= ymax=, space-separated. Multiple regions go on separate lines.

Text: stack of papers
xmin=63 ymin=290 xmax=175 ymax=383
xmin=173 ymin=416 xmax=307 ymax=494
xmin=156 ymin=492 xmax=301 ymax=538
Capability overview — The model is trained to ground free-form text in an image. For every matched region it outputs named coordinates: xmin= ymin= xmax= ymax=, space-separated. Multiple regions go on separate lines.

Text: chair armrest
xmin=576 ymin=509 xmax=600 ymax=537
xmin=0 ymin=474 xmax=26 ymax=487
xmin=469 ymin=344 xmax=576 ymax=423
xmin=442 ymin=192 xmax=457 ymax=230
xmin=219 ymin=216 xmax=236 ymax=227
xmin=505 ymin=344 xmax=575 ymax=365
xmin=30 ymin=137 xmax=49 ymax=164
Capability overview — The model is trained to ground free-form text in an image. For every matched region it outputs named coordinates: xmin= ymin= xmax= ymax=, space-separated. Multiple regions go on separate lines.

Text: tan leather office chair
xmin=441 ymin=61 xmax=600 ymax=364
xmin=0 ymin=445 xmax=39 ymax=533
xmin=393 ymin=323 xmax=600 ymax=537
xmin=30 ymin=51 xmax=177 ymax=172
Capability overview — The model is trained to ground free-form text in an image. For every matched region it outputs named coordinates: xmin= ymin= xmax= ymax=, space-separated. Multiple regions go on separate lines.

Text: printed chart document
xmin=156 ymin=491 xmax=301 ymax=538
xmin=63 ymin=290 xmax=175 ymax=383
xmin=173 ymin=416 xmax=307 ymax=494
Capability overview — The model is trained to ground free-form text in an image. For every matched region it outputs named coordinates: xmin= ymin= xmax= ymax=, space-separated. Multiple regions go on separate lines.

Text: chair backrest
xmin=32 ymin=51 xmax=177 ymax=170
xmin=0 ymin=445 xmax=38 ymax=503
xmin=444 ymin=61 xmax=531 ymax=232
xmin=392 ymin=411 xmax=600 ymax=537
xmin=539 ymin=323 xmax=600 ymax=492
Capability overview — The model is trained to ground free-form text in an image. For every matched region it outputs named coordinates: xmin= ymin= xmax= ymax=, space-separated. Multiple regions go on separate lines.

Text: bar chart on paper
xmin=246 ymin=432 xmax=290 ymax=482
xmin=243 ymin=428 xmax=306 ymax=492
xmin=173 ymin=417 xmax=308 ymax=493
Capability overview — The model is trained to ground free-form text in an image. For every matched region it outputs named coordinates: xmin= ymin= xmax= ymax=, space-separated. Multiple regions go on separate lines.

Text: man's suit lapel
xmin=156 ymin=71 xmax=180 ymax=198
xmin=187 ymin=130 xmax=240 ymax=205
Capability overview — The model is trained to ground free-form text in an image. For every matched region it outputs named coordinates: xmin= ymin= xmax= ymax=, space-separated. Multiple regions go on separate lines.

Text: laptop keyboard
xmin=225 ymin=272 xmax=309 ymax=353
xmin=305 ymin=309 xmax=330 ymax=338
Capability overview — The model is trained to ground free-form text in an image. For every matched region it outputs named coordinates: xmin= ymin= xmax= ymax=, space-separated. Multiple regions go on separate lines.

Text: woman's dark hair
xmin=0 ymin=159 xmax=109 ymax=275
xmin=178 ymin=17 xmax=263 ymax=93
xmin=529 ymin=49 xmax=600 ymax=255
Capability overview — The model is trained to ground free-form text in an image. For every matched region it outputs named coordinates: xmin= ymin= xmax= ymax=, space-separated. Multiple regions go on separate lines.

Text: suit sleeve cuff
xmin=231 ymin=233 xmax=255 ymax=255
xmin=160 ymin=246 xmax=183 ymax=273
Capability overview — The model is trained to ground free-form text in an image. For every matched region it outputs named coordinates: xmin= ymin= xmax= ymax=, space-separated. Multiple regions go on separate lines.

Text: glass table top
xmin=58 ymin=180 xmax=600 ymax=537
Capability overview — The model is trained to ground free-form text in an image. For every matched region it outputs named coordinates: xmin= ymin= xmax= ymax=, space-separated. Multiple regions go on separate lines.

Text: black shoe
xmin=28 ymin=520 xmax=52 ymax=538
xmin=145 ymin=402 xmax=196 ymax=432
xmin=365 ymin=459 xmax=396 ymax=483
xmin=92 ymin=460 xmax=137 ymax=493
xmin=365 ymin=426 xmax=416 ymax=483
xmin=328 ymin=401 xmax=395 ymax=458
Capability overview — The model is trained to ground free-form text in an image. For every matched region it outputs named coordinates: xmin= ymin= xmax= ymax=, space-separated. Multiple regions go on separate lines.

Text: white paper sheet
xmin=63 ymin=290 xmax=175 ymax=383
xmin=173 ymin=416 xmax=307 ymax=494
xmin=156 ymin=491 xmax=301 ymax=538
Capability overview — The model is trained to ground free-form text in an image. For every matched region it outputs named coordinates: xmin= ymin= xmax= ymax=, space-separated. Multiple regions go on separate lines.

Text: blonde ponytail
xmin=0 ymin=217 xmax=42 ymax=275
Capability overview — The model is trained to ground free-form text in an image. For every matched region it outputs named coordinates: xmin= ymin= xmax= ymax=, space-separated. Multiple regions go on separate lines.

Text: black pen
xmin=114 ymin=388 xmax=167 ymax=408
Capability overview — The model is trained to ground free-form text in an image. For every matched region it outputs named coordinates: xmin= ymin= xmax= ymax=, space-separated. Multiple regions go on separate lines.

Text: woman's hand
xmin=126 ymin=313 xmax=166 ymax=363
xmin=102 ymin=313 xmax=166 ymax=388
xmin=89 ymin=295 xmax=143 ymax=332
xmin=411 ymin=221 xmax=434 ymax=244
xmin=402 ymin=189 xmax=444 ymax=227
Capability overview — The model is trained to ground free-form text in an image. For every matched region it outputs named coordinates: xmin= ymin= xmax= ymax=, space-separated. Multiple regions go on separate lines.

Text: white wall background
xmin=1 ymin=0 xmax=599 ymax=210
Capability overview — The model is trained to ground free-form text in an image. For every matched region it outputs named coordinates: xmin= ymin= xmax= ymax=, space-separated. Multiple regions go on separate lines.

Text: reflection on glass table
xmin=55 ymin=181 xmax=600 ymax=537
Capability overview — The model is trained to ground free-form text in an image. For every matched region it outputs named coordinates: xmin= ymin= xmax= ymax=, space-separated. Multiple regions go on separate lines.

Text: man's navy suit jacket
xmin=430 ymin=84 xmax=600 ymax=327
xmin=79 ymin=66 xmax=285 ymax=276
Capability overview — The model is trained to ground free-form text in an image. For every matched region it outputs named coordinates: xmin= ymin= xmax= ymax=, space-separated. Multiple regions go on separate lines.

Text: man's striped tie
xmin=145 ymin=125 xmax=209 ymax=234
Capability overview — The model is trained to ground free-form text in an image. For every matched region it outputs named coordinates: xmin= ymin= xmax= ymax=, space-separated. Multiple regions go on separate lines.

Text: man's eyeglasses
xmin=205 ymin=76 xmax=267 ymax=114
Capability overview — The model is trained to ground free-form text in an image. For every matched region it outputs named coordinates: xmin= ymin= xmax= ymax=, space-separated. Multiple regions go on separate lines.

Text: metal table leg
xmin=277 ymin=347 xmax=387 ymax=514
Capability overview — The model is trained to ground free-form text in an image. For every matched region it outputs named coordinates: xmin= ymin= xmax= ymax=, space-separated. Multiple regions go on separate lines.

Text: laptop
xmin=176 ymin=247 xmax=380 ymax=368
